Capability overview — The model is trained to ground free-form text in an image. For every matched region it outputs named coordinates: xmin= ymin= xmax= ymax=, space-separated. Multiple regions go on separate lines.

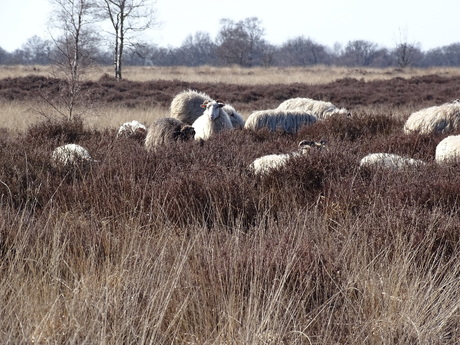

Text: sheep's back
xmin=404 ymin=103 xmax=460 ymax=135
xmin=244 ymin=109 xmax=317 ymax=133
xmin=435 ymin=135 xmax=460 ymax=164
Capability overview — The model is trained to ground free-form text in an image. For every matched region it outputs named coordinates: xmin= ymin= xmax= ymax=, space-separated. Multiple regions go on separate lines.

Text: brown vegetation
xmin=1 ymin=67 xmax=460 ymax=344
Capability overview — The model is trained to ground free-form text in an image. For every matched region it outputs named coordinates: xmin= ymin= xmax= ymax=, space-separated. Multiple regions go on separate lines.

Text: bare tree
xmin=97 ymin=0 xmax=157 ymax=80
xmin=47 ymin=0 xmax=98 ymax=120
xmin=216 ymin=17 xmax=266 ymax=67
xmin=394 ymin=29 xmax=421 ymax=68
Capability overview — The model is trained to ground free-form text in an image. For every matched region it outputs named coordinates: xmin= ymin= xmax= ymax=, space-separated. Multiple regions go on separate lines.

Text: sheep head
xmin=298 ymin=140 xmax=327 ymax=154
xmin=201 ymin=100 xmax=225 ymax=121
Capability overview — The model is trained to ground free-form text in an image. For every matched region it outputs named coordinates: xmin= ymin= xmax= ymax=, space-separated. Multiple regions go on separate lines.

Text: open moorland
xmin=1 ymin=66 xmax=460 ymax=344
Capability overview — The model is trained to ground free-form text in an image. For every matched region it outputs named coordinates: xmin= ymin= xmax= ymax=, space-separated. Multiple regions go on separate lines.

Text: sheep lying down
xmin=359 ymin=153 xmax=425 ymax=170
xmin=249 ymin=140 xmax=326 ymax=175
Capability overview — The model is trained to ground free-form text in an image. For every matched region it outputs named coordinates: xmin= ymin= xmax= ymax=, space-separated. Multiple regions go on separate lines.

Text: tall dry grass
xmin=2 ymin=64 xmax=460 ymax=85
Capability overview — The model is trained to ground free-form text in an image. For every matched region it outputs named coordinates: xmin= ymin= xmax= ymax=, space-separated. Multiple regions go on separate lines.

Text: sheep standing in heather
xmin=144 ymin=118 xmax=195 ymax=152
xmin=403 ymin=102 xmax=460 ymax=135
xmin=244 ymin=109 xmax=317 ymax=134
xmin=170 ymin=89 xmax=213 ymax=125
xmin=51 ymin=144 xmax=97 ymax=168
xmin=116 ymin=120 xmax=147 ymax=140
xmin=277 ymin=97 xmax=351 ymax=119
xmin=435 ymin=135 xmax=460 ymax=164
xmin=170 ymin=89 xmax=245 ymax=129
xmin=249 ymin=140 xmax=326 ymax=176
xmin=192 ymin=100 xmax=233 ymax=141
xmin=359 ymin=153 xmax=426 ymax=171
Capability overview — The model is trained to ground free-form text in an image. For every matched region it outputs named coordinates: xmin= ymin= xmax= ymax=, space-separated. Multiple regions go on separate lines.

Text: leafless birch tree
xmin=97 ymin=0 xmax=157 ymax=80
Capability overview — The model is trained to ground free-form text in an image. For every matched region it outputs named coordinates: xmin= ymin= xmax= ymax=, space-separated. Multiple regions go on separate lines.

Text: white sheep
xmin=170 ymin=89 xmax=245 ymax=129
xmin=359 ymin=153 xmax=425 ymax=170
xmin=277 ymin=97 xmax=350 ymax=119
xmin=51 ymin=144 xmax=97 ymax=168
xmin=144 ymin=117 xmax=195 ymax=152
xmin=192 ymin=100 xmax=233 ymax=141
xmin=403 ymin=102 xmax=460 ymax=135
xmin=244 ymin=109 xmax=318 ymax=134
xmin=249 ymin=140 xmax=326 ymax=176
xmin=116 ymin=120 xmax=147 ymax=139
xmin=435 ymin=135 xmax=460 ymax=164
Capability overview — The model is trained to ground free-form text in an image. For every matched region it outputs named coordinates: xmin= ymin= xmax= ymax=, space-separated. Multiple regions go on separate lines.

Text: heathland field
xmin=1 ymin=66 xmax=460 ymax=344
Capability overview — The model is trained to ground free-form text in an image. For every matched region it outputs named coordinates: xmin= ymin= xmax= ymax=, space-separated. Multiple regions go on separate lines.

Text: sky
xmin=1 ymin=0 xmax=459 ymax=53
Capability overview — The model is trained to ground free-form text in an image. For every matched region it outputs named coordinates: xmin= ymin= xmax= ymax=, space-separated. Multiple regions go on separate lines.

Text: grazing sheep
xmin=359 ymin=153 xmax=425 ymax=170
xmin=223 ymin=103 xmax=245 ymax=129
xmin=144 ymin=118 xmax=195 ymax=152
xmin=170 ymin=89 xmax=213 ymax=125
xmin=192 ymin=100 xmax=233 ymax=141
xmin=403 ymin=102 xmax=460 ymax=135
xmin=277 ymin=97 xmax=350 ymax=119
xmin=244 ymin=109 xmax=318 ymax=134
xmin=249 ymin=140 xmax=326 ymax=176
xmin=435 ymin=135 xmax=460 ymax=164
xmin=51 ymin=144 xmax=96 ymax=168
xmin=116 ymin=120 xmax=147 ymax=140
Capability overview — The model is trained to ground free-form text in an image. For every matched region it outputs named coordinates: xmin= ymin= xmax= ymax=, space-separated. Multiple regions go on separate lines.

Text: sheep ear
xmin=216 ymin=99 xmax=225 ymax=107
xmin=201 ymin=100 xmax=210 ymax=108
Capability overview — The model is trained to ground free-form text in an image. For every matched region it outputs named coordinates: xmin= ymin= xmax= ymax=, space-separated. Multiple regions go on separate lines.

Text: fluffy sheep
xmin=403 ymin=102 xmax=460 ymax=135
xmin=277 ymin=97 xmax=350 ymax=119
xmin=223 ymin=104 xmax=245 ymax=129
xmin=170 ymin=89 xmax=213 ymax=125
xmin=435 ymin=135 xmax=460 ymax=164
xmin=144 ymin=117 xmax=195 ymax=152
xmin=359 ymin=153 xmax=425 ymax=170
xmin=51 ymin=144 xmax=96 ymax=168
xmin=244 ymin=109 xmax=317 ymax=134
xmin=192 ymin=100 xmax=233 ymax=141
xmin=249 ymin=140 xmax=326 ymax=176
xmin=116 ymin=120 xmax=147 ymax=140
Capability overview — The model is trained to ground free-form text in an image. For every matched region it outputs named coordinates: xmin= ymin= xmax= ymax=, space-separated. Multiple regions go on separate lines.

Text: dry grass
xmin=2 ymin=64 xmax=460 ymax=85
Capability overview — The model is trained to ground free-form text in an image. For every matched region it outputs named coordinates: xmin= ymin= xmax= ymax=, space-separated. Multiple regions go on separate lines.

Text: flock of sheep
xmin=51 ymin=90 xmax=460 ymax=175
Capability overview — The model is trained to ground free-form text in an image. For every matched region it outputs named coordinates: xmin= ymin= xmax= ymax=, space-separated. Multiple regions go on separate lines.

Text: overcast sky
xmin=1 ymin=0 xmax=459 ymax=53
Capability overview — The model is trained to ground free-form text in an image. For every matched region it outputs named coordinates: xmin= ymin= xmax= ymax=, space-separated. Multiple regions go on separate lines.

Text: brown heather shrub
xmin=2 ymin=74 xmax=460 ymax=344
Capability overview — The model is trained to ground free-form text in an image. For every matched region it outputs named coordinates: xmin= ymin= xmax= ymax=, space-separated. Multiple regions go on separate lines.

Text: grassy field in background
xmin=0 ymin=66 xmax=459 ymax=344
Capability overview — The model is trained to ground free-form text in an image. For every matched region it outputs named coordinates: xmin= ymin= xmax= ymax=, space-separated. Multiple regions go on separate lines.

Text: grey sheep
xmin=403 ymin=101 xmax=460 ymax=135
xmin=170 ymin=89 xmax=212 ymax=125
xmin=192 ymin=100 xmax=233 ymax=141
xmin=170 ymin=89 xmax=245 ymax=129
xmin=244 ymin=109 xmax=318 ymax=134
xmin=277 ymin=97 xmax=350 ymax=119
xmin=144 ymin=117 xmax=195 ymax=152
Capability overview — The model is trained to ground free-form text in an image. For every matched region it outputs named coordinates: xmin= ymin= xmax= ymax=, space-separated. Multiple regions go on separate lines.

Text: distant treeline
xmin=1 ymin=17 xmax=460 ymax=68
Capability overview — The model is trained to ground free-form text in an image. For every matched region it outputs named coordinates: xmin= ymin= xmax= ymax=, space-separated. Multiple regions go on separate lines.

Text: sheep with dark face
xmin=277 ymin=97 xmax=351 ymax=119
xmin=192 ymin=100 xmax=233 ymax=141
xmin=403 ymin=101 xmax=460 ymax=135
xmin=144 ymin=118 xmax=195 ymax=152
xmin=244 ymin=109 xmax=318 ymax=134
xmin=249 ymin=140 xmax=326 ymax=176
xmin=51 ymin=144 xmax=97 ymax=168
